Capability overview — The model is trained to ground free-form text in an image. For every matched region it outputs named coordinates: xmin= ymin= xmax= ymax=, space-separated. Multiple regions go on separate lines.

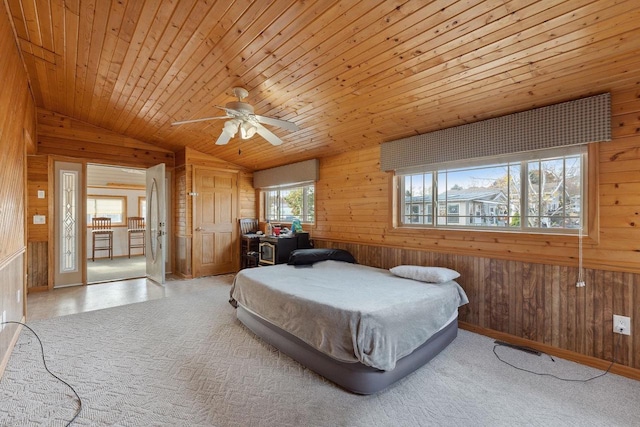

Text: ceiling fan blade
xmin=171 ymin=115 xmax=229 ymax=125
xmin=255 ymin=123 xmax=283 ymax=146
xmin=254 ymin=114 xmax=299 ymax=132
xmin=216 ymin=105 xmax=246 ymax=118
xmin=215 ymin=130 xmax=234 ymax=145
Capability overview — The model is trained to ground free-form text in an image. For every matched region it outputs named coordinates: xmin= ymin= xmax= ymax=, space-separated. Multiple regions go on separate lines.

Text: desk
xmin=258 ymin=236 xmax=298 ymax=265
xmin=241 ymin=233 xmax=261 ymax=268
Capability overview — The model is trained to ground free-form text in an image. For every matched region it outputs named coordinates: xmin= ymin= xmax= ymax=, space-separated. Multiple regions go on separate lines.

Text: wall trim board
xmin=459 ymin=322 xmax=640 ymax=382
xmin=0 ymin=247 xmax=26 ymax=270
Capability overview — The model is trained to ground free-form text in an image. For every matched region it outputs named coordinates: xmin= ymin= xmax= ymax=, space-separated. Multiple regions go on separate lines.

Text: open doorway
xmin=86 ymin=164 xmax=146 ymax=283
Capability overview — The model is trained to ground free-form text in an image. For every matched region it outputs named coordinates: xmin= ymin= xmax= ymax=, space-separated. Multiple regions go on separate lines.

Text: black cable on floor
xmin=493 ymin=333 xmax=622 ymax=382
xmin=1 ymin=321 xmax=82 ymax=426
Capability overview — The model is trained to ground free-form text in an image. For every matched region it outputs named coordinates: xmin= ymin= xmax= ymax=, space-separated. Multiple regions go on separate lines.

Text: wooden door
xmin=193 ymin=167 xmax=237 ymax=277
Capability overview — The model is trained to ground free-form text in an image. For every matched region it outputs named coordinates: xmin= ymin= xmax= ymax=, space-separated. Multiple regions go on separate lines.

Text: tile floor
xmin=26 ymin=274 xmax=235 ymax=321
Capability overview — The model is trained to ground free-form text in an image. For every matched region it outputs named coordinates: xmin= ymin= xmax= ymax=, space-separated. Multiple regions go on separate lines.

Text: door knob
xmin=195 ymin=227 xmax=202 ymax=231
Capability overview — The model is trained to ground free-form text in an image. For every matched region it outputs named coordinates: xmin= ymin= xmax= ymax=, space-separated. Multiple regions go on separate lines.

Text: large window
xmin=398 ymin=147 xmax=586 ymax=233
xmin=264 ymin=184 xmax=315 ymax=223
xmin=87 ymin=195 xmax=126 ymax=225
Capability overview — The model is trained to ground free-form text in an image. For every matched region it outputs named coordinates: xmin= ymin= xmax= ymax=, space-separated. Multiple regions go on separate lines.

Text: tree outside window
xmin=264 ymin=184 xmax=314 ymax=223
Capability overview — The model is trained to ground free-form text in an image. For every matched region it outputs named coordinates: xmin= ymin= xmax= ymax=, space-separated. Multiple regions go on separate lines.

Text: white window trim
xmin=396 ymin=145 xmax=588 ymax=235
xmin=87 ymin=195 xmax=128 ymax=226
xmin=263 ymin=183 xmax=315 ymax=224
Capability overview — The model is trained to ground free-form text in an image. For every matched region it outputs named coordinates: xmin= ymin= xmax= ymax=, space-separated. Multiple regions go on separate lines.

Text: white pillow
xmin=389 ymin=265 xmax=460 ymax=284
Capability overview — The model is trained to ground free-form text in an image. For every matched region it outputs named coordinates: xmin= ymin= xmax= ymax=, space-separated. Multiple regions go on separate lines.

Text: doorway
xmin=86 ymin=164 xmax=147 ymax=283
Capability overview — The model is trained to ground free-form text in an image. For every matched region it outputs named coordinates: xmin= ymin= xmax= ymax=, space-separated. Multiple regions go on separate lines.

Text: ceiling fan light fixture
xmin=240 ymin=121 xmax=257 ymax=139
xmin=173 ymin=86 xmax=297 ymax=146
xmin=223 ymin=119 xmax=240 ymax=136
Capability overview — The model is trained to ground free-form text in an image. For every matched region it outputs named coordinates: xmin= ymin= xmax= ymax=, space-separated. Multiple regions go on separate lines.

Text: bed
xmin=229 ymin=251 xmax=468 ymax=394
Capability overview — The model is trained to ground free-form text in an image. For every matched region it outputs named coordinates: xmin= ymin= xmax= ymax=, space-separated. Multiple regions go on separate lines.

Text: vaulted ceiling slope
xmin=6 ymin=0 xmax=640 ymax=170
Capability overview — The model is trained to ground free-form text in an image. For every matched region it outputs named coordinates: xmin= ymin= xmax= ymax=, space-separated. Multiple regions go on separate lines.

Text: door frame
xmin=46 ymin=158 xmax=174 ymax=287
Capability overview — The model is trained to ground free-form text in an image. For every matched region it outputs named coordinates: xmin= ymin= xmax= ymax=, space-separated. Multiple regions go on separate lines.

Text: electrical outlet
xmin=1 ymin=310 xmax=6 ymax=331
xmin=613 ymin=314 xmax=631 ymax=336
xmin=17 ymin=289 xmax=21 ymax=303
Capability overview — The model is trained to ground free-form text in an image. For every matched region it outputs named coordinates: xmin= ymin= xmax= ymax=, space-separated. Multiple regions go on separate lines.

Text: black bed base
xmin=236 ymin=305 xmax=458 ymax=395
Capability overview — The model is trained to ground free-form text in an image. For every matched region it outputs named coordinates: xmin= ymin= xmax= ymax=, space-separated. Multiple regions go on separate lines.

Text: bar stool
xmin=127 ymin=216 xmax=146 ymax=258
xmin=91 ymin=217 xmax=113 ymax=261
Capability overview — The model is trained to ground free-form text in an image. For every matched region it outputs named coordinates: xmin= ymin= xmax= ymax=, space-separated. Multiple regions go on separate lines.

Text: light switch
xmin=37 ymin=190 xmax=45 ymax=198
xmin=33 ymin=215 xmax=46 ymax=224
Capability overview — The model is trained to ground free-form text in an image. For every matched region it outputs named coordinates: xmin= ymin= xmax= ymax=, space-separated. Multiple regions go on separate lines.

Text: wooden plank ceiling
xmin=6 ymin=0 xmax=640 ymax=170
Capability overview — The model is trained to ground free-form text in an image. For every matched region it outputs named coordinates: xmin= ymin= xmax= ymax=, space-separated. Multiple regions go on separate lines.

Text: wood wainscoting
xmin=26 ymin=242 xmax=48 ymax=292
xmin=0 ymin=252 xmax=26 ymax=377
xmin=313 ymin=240 xmax=640 ymax=376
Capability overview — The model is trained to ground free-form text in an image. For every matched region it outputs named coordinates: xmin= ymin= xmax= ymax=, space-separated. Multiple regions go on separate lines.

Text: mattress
xmin=230 ymin=260 xmax=469 ymax=393
xmin=237 ymin=303 xmax=459 ymax=394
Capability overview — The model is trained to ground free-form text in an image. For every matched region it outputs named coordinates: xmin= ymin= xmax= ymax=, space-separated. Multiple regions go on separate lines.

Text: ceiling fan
xmin=171 ymin=87 xmax=299 ymax=146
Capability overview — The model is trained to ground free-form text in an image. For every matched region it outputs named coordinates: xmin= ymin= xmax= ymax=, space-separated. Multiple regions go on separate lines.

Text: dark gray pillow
xmin=287 ymin=248 xmax=356 ymax=265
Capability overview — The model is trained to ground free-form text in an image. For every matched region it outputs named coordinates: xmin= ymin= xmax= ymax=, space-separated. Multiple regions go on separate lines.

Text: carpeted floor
xmin=1 ymin=278 xmax=639 ymax=426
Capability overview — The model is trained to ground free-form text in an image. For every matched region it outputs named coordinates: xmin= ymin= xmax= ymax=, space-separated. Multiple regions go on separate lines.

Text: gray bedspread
xmin=230 ymin=260 xmax=469 ymax=371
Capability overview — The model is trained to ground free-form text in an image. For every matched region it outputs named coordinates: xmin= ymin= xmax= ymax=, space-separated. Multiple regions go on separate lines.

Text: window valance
xmin=253 ymin=159 xmax=319 ymax=189
xmin=380 ymin=93 xmax=610 ymax=172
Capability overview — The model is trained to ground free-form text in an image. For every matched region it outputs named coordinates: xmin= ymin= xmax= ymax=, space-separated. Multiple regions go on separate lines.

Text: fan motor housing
xmin=226 ymin=101 xmax=254 ymax=115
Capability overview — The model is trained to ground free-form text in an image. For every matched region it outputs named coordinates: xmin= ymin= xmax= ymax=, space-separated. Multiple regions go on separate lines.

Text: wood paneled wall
xmin=26 ymin=155 xmax=49 ymax=290
xmin=311 ymin=84 xmax=640 ymax=374
xmin=36 ymin=109 xmax=175 ymax=168
xmin=238 ymin=171 xmax=256 ymax=220
xmin=0 ymin=4 xmax=34 ymax=376
xmin=314 ymin=241 xmax=639 ymax=373
xmin=313 ymin=85 xmax=640 ymax=273
xmin=174 ymin=166 xmax=191 ymax=278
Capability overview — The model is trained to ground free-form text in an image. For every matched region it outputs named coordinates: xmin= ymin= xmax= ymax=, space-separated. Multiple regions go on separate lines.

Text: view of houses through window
xmin=399 ymin=147 xmax=585 ymax=232
xmin=264 ymin=184 xmax=315 ymax=223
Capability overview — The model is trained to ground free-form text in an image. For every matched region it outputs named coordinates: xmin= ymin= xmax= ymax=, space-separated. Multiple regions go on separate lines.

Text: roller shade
xmin=253 ymin=159 xmax=319 ymax=189
xmin=380 ymin=93 xmax=611 ymax=171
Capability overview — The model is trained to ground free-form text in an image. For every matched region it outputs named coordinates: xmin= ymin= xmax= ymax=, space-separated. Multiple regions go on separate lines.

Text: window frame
xmin=395 ymin=146 xmax=589 ymax=235
xmin=138 ymin=196 xmax=146 ymax=220
xmin=87 ymin=194 xmax=127 ymax=226
xmin=262 ymin=183 xmax=315 ymax=224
